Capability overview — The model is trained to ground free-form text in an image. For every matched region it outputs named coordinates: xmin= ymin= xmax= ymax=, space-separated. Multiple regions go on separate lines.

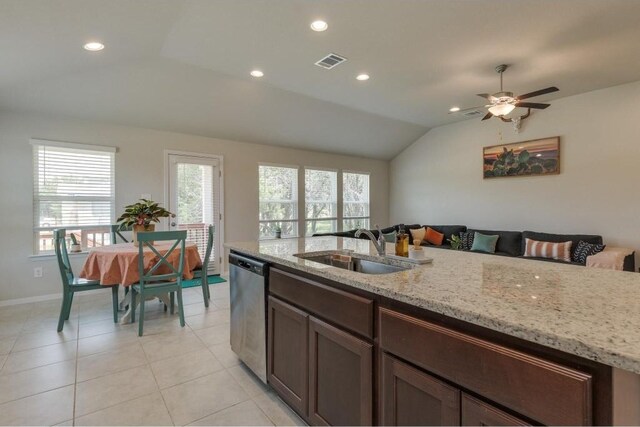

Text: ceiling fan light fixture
xmin=488 ymin=102 xmax=516 ymax=117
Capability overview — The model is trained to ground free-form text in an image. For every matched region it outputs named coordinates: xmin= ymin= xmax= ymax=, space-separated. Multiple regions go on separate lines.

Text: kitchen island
xmin=226 ymin=236 xmax=640 ymax=426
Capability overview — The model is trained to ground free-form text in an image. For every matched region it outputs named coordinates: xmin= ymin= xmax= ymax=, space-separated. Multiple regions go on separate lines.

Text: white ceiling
xmin=1 ymin=0 xmax=640 ymax=159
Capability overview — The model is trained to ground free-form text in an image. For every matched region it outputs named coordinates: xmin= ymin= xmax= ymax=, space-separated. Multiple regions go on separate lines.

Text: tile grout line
xmin=72 ymin=307 xmax=81 ymax=426
xmin=141 ymin=325 xmax=177 ymax=427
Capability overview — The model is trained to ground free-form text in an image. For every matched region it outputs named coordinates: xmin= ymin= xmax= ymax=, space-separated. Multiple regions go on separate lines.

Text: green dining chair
xmin=130 ymin=230 xmax=187 ymax=336
xmin=191 ymin=225 xmax=215 ymax=307
xmin=110 ymin=224 xmax=132 ymax=244
xmin=54 ymin=229 xmax=119 ymax=332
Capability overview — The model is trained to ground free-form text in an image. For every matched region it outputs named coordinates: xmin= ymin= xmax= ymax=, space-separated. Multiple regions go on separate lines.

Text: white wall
xmin=390 ymin=80 xmax=640 ymax=263
xmin=0 ymin=111 xmax=389 ymax=302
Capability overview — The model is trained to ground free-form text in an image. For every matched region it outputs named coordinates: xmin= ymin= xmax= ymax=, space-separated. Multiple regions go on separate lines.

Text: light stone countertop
xmin=225 ymin=236 xmax=640 ymax=374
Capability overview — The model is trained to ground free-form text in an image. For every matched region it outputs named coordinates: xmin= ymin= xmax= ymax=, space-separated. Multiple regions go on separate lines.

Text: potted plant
xmin=116 ymin=199 xmax=175 ymax=246
xmin=69 ymin=233 xmax=82 ymax=253
xmin=274 ymin=225 xmax=282 ymax=239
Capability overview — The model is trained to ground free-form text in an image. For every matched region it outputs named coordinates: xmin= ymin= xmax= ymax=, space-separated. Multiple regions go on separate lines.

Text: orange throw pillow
xmin=425 ymin=227 xmax=444 ymax=246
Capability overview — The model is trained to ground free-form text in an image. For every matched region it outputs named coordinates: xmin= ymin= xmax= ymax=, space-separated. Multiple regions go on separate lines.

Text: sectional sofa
xmin=315 ymin=224 xmax=636 ymax=272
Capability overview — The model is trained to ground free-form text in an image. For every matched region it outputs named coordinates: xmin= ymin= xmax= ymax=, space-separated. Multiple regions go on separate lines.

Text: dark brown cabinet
xmin=267 ymin=293 xmax=373 ymax=425
xmin=267 ymin=296 xmax=309 ymax=416
xmin=381 ymin=353 xmax=460 ymax=426
xmin=309 ymin=316 xmax=373 ymax=426
xmin=461 ymin=393 xmax=530 ymax=426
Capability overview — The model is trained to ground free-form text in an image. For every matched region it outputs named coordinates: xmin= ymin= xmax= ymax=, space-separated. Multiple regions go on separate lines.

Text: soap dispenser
xmin=395 ymin=226 xmax=409 ymax=257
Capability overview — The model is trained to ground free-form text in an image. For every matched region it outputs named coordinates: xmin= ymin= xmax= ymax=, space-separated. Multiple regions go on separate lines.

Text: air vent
xmin=463 ymin=110 xmax=483 ymax=117
xmin=315 ymin=53 xmax=347 ymax=69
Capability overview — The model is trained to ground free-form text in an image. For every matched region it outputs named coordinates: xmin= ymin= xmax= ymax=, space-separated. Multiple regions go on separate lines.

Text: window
xmin=32 ymin=140 xmax=115 ymax=254
xmin=259 ymin=165 xmax=298 ymax=239
xmin=343 ymin=172 xmax=370 ymax=231
xmin=305 ymin=169 xmax=337 ymax=236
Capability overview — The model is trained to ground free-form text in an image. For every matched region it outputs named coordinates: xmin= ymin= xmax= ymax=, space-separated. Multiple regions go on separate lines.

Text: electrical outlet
xmin=33 ymin=267 xmax=43 ymax=278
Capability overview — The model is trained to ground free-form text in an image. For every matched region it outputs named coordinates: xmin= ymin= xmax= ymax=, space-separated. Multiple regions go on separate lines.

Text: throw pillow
xmin=425 ymin=227 xmax=444 ymax=246
xmin=382 ymin=231 xmax=397 ymax=243
xmin=409 ymin=227 xmax=426 ymax=243
xmin=572 ymin=240 xmax=606 ymax=265
xmin=523 ymin=238 xmax=572 ymax=262
xmin=459 ymin=231 xmax=475 ymax=251
xmin=470 ymin=232 xmax=499 ymax=253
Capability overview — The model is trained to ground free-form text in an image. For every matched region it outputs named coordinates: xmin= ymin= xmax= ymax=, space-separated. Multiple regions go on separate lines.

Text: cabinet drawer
xmin=379 ymin=308 xmax=592 ymax=426
xmin=270 ymin=268 xmax=374 ymax=338
xmin=462 ymin=393 xmax=530 ymax=426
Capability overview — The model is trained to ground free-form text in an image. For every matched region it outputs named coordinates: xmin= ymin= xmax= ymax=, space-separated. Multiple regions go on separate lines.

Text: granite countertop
xmin=225 ymin=237 xmax=640 ymax=374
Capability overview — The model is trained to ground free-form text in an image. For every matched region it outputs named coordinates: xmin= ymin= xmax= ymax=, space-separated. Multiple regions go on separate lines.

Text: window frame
xmin=258 ymin=163 xmax=300 ymax=240
xmin=31 ymin=139 xmax=116 ymax=255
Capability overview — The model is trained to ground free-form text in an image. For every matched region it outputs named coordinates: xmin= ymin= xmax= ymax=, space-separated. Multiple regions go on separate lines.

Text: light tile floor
xmin=0 ymin=281 xmax=306 ymax=426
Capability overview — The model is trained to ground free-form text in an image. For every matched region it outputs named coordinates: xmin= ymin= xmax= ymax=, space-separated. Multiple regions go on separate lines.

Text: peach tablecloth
xmin=80 ymin=242 xmax=202 ymax=286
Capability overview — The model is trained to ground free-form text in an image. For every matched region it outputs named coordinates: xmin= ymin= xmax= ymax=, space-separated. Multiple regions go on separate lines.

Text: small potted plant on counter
xmin=116 ymin=199 xmax=175 ymax=246
xmin=69 ymin=233 xmax=82 ymax=253
xmin=274 ymin=225 xmax=282 ymax=239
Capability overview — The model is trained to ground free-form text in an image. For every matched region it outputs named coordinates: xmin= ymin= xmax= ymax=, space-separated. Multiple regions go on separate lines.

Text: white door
xmin=167 ymin=153 xmax=222 ymax=274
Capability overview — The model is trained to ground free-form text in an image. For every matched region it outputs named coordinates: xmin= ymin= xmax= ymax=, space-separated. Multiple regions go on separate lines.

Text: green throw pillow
xmin=470 ymin=232 xmax=499 ymax=253
xmin=382 ymin=231 xmax=396 ymax=243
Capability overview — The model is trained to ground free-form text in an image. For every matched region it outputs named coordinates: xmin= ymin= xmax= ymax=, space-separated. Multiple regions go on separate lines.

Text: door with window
xmin=167 ymin=153 xmax=222 ymax=274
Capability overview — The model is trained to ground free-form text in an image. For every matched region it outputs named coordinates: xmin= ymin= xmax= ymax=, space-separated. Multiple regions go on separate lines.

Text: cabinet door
xmin=268 ymin=296 xmax=309 ymax=417
xmin=462 ymin=393 xmax=530 ymax=426
xmin=381 ymin=353 xmax=460 ymax=426
xmin=309 ymin=316 xmax=373 ymax=426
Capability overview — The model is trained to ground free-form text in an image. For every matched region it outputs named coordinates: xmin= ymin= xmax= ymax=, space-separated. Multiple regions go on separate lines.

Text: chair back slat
xmin=201 ymin=225 xmax=215 ymax=277
xmin=53 ymin=229 xmax=73 ymax=289
xmin=110 ymin=224 xmax=131 ymax=244
xmin=137 ymin=230 xmax=187 ymax=288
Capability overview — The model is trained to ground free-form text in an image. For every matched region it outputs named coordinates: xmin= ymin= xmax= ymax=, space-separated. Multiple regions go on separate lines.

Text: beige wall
xmin=390 ymin=80 xmax=640 ymax=264
xmin=0 ymin=111 xmax=389 ymax=302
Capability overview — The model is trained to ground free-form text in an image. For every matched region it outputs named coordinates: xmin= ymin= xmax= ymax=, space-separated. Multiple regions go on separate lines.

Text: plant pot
xmin=133 ymin=224 xmax=155 ymax=246
xmin=275 ymin=231 xmax=282 ymax=239
xmin=70 ymin=244 xmax=82 ymax=253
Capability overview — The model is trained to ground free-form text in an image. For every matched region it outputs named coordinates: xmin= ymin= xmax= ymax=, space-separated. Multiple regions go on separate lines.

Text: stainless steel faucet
xmin=355 ymin=224 xmax=387 ymax=256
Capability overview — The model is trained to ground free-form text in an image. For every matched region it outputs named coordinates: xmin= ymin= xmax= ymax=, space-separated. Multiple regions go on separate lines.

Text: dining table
xmin=79 ymin=241 xmax=202 ymax=323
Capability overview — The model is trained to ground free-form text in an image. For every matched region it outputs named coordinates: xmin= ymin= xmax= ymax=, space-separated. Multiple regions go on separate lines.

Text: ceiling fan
xmin=455 ymin=64 xmax=559 ymax=122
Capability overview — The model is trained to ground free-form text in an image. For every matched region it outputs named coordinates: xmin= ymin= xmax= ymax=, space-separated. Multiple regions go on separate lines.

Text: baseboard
xmin=0 ymin=287 xmax=113 ymax=307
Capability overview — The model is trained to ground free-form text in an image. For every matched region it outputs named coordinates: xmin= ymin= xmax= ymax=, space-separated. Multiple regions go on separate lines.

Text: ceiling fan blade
xmin=477 ymin=93 xmax=495 ymax=101
xmin=517 ymin=86 xmax=559 ymax=100
xmin=481 ymin=112 xmax=493 ymax=121
xmin=516 ymin=102 xmax=550 ymax=109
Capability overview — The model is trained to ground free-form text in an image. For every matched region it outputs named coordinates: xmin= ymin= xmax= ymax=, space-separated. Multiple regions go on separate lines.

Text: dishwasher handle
xmin=229 ymin=253 xmax=268 ymax=276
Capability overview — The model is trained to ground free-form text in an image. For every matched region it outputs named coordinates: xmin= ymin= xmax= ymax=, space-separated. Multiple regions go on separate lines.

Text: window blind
xmin=32 ymin=140 xmax=115 ymax=253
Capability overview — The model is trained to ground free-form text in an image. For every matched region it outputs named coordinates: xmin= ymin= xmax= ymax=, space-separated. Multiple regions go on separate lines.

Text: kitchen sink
xmin=295 ymin=252 xmax=410 ymax=275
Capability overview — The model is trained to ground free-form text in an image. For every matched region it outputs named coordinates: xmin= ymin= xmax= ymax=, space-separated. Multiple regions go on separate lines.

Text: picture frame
xmin=483 ymin=136 xmax=560 ymax=179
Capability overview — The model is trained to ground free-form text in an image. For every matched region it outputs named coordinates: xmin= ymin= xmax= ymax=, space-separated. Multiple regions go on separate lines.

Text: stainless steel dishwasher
xmin=229 ymin=252 xmax=268 ymax=383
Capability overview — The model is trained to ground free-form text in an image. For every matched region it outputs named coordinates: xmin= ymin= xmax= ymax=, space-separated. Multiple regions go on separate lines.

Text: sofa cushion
xmin=572 ymin=240 xmax=606 ymax=265
xmin=425 ymin=227 xmax=445 ymax=246
xmin=459 ymin=231 xmax=475 ymax=251
xmin=422 ymin=225 xmax=467 ymax=243
xmin=471 ymin=232 xmax=499 ymax=253
xmin=523 ymin=238 xmax=572 ymax=262
xmin=409 ymin=227 xmax=426 ymax=243
xmin=468 ymin=229 xmax=523 ymax=257
xmin=522 ymin=231 xmax=603 ymax=260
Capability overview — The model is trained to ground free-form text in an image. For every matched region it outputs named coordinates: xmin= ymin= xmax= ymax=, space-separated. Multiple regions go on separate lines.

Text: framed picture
xmin=483 ymin=136 xmax=560 ymax=179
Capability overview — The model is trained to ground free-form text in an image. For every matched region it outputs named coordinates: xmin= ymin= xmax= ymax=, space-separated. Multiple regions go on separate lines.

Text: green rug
xmin=182 ymin=274 xmax=226 ymax=289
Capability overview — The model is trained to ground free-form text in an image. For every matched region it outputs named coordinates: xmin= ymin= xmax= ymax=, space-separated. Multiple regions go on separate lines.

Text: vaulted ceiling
xmin=1 ymin=0 xmax=640 ymax=159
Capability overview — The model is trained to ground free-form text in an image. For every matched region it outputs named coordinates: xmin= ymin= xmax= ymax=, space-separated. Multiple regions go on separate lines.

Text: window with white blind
xmin=32 ymin=139 xmax=116 ymax=254
xmin=305 ymin=168 xmax=337 ymax=236
xmin=258 ymin=165 xmax=298 ymax=239
xmin=342 ymin=172 xmax=370 ymax=231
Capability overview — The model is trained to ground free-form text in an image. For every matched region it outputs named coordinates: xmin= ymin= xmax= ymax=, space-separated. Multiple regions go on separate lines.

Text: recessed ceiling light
xmin=83 ymin=42 xmax=104 ymax=51
xmin=250 ymin=70 xmax=264 ymax=78
xmin=449 ymin=106 xmax=460 ymax=112
xmin=356 ymin=74 xmax=370 ymax=81
xmin=536 ymin=153 xmax=542 ymax=157
xmin=310 ymin=20 xmax=328 ymax=32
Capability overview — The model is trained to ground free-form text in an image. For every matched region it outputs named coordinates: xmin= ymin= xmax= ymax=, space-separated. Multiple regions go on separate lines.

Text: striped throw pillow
xmin=524 ymin=238 xmax=572 ymax=262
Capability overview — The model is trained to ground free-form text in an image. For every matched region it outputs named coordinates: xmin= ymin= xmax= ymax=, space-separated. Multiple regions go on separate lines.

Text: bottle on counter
xmin=395 ymin=226 xmax=409 ymax=257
